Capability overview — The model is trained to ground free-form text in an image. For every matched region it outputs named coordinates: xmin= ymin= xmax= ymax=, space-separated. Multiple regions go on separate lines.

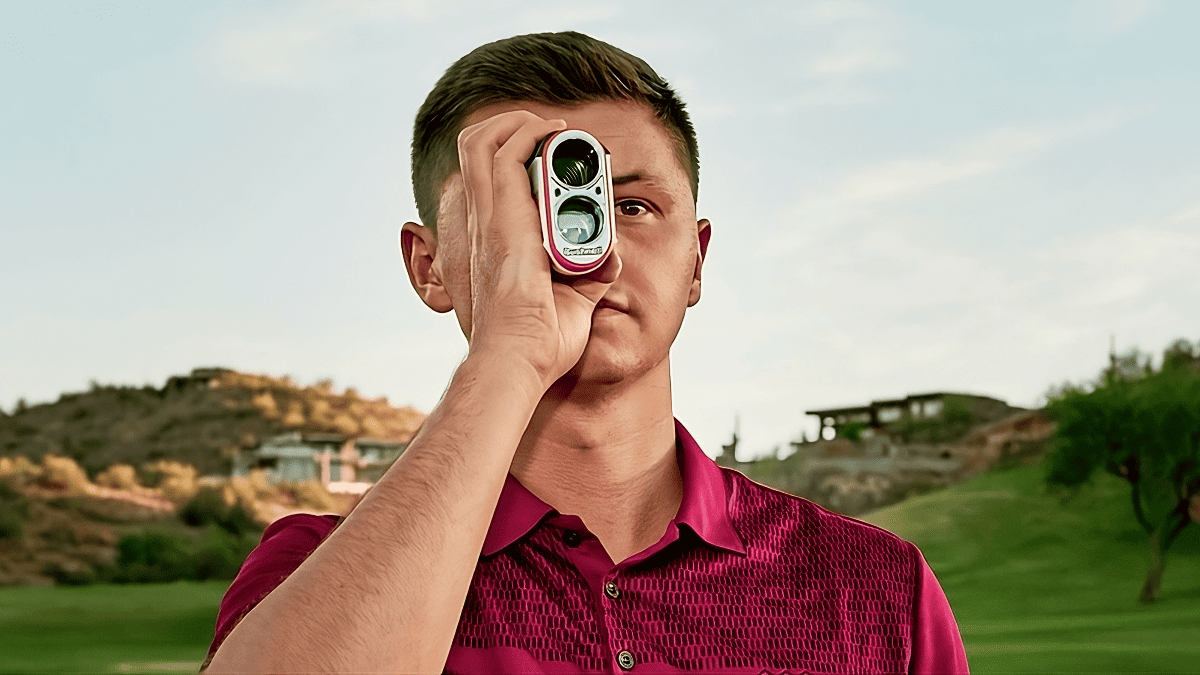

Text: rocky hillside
xmin=0 ymin=368 xmax=426 ymax=479
xmin=0 ymin=453 xmax=361 ymax=586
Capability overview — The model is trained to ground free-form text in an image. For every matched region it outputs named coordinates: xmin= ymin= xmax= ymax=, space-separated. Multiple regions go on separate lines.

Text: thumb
xmin=564 ymin=250 xmax=622 ymax=306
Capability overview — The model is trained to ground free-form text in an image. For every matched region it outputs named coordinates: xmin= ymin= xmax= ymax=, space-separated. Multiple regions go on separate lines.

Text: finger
xmin=563 ymin=250 xmax=622 ymax=307
xmin=486 ymin=119 xmax=569 ymax=251
xmin=457 ymin=112 xmax=563 ymax=240
xmin=480 ymin=117 xmax=567 ymax=246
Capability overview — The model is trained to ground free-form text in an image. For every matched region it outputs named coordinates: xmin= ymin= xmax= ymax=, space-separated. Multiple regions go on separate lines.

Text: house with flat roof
xmin=232 ymin=432 xmax=408 ymax=494
xmin=806 ymin=392 xmax=1022 ymax=444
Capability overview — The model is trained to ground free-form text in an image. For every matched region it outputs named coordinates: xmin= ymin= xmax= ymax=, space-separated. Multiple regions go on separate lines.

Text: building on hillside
xmin=353 ymin=437 xmax=410 ymax=483
xmin=952 ymin=408 xmax=1055 ymax=477
xmin=806 ymin=392 xmax=1022 ymax=444
xmin=232 ymin=432 xmax=408 ymax=494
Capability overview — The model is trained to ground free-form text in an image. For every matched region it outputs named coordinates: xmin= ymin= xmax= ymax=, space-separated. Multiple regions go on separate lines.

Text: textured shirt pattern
xmin=206 ymin=420 xmax=969 ymax=674
xmin=457 ymin=471 xmax=915 ymax=673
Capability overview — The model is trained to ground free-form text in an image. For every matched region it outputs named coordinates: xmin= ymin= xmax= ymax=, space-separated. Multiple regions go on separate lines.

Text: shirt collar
xmin=480 ymin=418 xmax=747 ymax=558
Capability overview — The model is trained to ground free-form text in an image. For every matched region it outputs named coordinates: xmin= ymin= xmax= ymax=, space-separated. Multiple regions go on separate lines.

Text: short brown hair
xmin=411 ymin=31 xmax=700 ymax=234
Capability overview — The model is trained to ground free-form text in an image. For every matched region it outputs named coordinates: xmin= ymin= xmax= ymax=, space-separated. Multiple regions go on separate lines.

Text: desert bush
xmin=251 ymin=390 xmax=279 ymax=418
xmin=360 ymin=415 xmax=385 ymax=438
xmin=282 ymin=479 xmax=337 ymax=512
xmin=41 ymin=455 xmax=95 ymax=495
xmin=142 ymin=460 xmax=198 ymax=504
xmin=223 ymin=468 xmax=277 ymax=512
xmin=332 ymin=413 xmax=360 ymax=436
xmin=245 ymin=468 xmax=276 ymax=499
xmin=281 ymin=403 xmax=306 ymax=427
xmin=0 ymin=455 xmax=41 ymax=478
xmin=93 ymin=463 xmax=142 ymax=491
xmin=308 ymin=398 xmax=332 ymax=423
xmin=180 ymin=486 xmax=261 ymax=536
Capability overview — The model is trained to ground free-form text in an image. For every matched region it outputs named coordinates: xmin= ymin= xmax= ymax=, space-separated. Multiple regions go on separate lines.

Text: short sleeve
xmin=202 ymin=513 xmax=342 ymax=668
xmin=909 ymin=545 xmax=970 ymax=674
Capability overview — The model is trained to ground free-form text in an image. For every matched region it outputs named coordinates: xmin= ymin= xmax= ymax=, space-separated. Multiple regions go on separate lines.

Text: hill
xmin=0 ymin=368 xmax=426 ymax=479
xmin=861 ymin=463 xmax=1200 ymax=671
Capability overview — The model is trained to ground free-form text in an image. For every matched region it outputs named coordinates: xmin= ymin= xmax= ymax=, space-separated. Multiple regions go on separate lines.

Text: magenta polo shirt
xmin=204 ymin=420 xmax=970 ymax=674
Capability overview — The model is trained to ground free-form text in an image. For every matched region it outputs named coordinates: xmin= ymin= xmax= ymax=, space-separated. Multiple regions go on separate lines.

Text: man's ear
xmin=400 ymin=222 xmax=453 ymax=313
xmin=687 ymin=219 xmax=711 ymax=307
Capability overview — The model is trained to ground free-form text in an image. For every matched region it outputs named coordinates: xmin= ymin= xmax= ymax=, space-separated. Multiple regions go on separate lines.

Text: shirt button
xmin=562 ymin=530 xmax=582 ymax=547
xmin=617 ymin=650 xmax=635 ymax=670
xmin=604 ymin=581 xmax=621 ymax=599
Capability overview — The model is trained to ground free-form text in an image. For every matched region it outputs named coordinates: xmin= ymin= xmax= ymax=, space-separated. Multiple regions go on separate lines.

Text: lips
xmin=595 ymin=298 xmax=628 ymax=314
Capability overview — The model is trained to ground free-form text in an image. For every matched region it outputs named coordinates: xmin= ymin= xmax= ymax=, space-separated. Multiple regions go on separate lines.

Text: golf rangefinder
xmin=526 ymin=129 xmax=616 ymax=275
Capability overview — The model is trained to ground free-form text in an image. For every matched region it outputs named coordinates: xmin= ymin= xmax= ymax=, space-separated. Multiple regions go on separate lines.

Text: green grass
xmin=0 ymin=580 xmax=227 ymax=674
xmin=862 ymin=463 xmax=1200 ymax=673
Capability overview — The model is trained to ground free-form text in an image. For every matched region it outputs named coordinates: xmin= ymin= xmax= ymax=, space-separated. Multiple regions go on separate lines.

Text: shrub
xmin=94 ymin=463 xmax=142 ymax=491
xmin=180 ymin=486 xmax=262 ymax=537
xmin=220 ymin=501 xmax=259 ymax=537
xmin=0 ymin=455 xmax=40 ymax=478
xmin=179 ymin=486 xmax=229 ymax=528
xmin=41 ymin=455 xmax=95 ymax=495
xmin=0 ymin=476 xmax=25 ymax=541
xmin=142 ymin=460 xmax=198 ymax=504
xmin=192 ymin=525 xmax=257 ymax=581
xmin=84 ymin=523 xmax=260 ymax=585
xmin=284 ymin=479 xmax=337 ymax=512
xmin=108 ymin=528 xmax=196 ymax=583
xmin=332 ymin=413 xmax=360 ymax=436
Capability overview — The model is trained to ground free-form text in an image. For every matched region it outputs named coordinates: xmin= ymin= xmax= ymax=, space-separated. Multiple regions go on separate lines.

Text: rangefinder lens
xmin=556 ymin=197 xmax=603 ymax=244
xmin=552 ymin=138 xmax=599 ymax=187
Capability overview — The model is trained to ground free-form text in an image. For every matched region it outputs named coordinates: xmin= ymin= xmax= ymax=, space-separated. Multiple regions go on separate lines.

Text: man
xmin=203 ymin=31 xmax=970 ymax=674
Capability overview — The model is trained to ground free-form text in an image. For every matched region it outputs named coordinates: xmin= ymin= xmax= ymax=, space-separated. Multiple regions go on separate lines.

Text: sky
xmin=2 ymin=0 xmax=1198 ymax=461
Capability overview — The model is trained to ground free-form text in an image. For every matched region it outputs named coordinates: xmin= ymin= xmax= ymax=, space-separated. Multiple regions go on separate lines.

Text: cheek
xmin=626 ymin=236 xmax=696 ymax=316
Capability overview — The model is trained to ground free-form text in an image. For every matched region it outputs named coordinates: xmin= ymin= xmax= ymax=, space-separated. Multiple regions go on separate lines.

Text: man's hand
xmin=456 ymin=110 xmax=621 ymax=392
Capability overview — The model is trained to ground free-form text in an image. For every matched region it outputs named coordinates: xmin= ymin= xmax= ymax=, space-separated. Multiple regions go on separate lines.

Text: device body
xmin=526 ymin=129 xmax=616 ymax=275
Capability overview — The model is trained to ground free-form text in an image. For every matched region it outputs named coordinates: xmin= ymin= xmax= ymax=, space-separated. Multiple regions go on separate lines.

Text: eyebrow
xmin=612 ymin=172 xmax=647 ymax=186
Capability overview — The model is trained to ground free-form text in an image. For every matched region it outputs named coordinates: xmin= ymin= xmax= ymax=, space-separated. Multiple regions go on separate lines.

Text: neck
xmin=510 ymin=358 xmax=682 ymax=563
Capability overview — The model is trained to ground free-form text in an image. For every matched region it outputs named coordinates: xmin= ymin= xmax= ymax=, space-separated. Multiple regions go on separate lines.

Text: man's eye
xmin=617 ymin=200 xmax=649 ymax=217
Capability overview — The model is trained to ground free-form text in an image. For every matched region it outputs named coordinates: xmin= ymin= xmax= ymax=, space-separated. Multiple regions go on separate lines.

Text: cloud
xmin=195 ymin=0 xmax=448 ymax=86
xmin=810 ymin=49 xmax=902 ymax=76
xmin=1069 ymin=0 xmax=1158 ymax=38
xmin=1170 ymin=202 xmax=1200 ymax=223
xmin=206 ymin=24 xmax=327 ymax=85
xmin=1104 ymin=0 xmax=1157 ymax=31
xmin=772 ymin=110 xmax=1136 ymax=252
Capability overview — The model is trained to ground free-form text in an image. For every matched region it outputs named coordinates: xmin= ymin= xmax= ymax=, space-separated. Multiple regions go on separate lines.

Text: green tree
xmin=1045 ymin=339 xmax=1200 ymax=603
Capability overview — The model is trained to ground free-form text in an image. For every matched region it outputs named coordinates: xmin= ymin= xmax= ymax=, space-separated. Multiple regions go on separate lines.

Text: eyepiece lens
xmin=552 ymin=138 xmax=599 ymax=187
xmin=556 ymin=197 xmax=603 ymax=245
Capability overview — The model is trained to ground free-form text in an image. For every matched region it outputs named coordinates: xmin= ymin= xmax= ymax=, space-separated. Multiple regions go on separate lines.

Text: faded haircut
xmin=411 ymin=31 xmax=700 ymax=235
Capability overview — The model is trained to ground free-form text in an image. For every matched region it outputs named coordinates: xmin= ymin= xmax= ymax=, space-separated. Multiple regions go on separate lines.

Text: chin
xmin=558 ymin=338 xmax=665 ymax=389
